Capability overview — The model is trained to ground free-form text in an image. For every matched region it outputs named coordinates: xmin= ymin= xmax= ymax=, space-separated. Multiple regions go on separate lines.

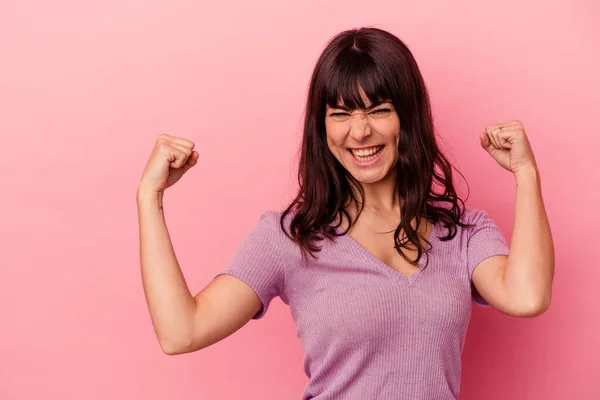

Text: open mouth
xmin=348 ymin=145 xmax=384 ymax=163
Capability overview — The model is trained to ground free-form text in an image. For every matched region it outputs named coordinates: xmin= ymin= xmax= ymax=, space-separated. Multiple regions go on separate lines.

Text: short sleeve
xmin=465 ymin=208 xmax=510 ymax=306
xmin=213 ymin=211 xmax=285 ymax=319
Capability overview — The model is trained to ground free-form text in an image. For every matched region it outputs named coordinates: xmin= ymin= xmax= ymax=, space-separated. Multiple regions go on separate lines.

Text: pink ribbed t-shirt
xmin=215 ymin=205 xmax=509 ymax=399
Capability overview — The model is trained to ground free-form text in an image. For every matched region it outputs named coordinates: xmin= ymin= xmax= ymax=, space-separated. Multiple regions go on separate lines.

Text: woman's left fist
xmin=480 ymin=120 xmax=538 ymax=175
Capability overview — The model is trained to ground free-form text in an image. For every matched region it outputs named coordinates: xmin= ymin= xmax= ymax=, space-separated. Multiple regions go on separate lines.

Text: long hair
xmin=281 ymin=27 xmax=473 ymax=265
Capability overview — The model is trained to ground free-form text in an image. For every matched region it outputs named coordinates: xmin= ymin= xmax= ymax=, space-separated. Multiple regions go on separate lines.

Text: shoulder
xmin=258 ymin=209 xmax=303 ymax=262
xmin=457 ymin=205 xmax=507 ymax=247
xmin=431 ymin=204 xmax=487 ymax=236
xmin=461 ymin=205 xmax=503 ymax=224
xmin=256 ymin=209 xmax=294 ymax=233
xmin=433 ymin=205 xmax=502 ymax=246
xmin=254 ymin=209 xmax=299 ymax=249
xmin=459 ymin=205 xmax=488 ymax=225
xmin=457 ymin=205 xmax=502 ymax=235
xmin=257 ymin=210 xmax=281 ymax=225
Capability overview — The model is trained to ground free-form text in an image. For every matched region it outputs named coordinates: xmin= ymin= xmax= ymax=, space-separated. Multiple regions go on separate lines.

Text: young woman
xmin=137 ymin=27 xmax=554 ymax=399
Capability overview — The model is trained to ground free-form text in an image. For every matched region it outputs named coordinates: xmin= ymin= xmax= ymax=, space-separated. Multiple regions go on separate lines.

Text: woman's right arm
xmin=137 ymin=134 xmax=262 ymax=355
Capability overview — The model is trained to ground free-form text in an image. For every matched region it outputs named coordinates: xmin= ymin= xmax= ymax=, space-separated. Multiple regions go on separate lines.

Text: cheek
xmin=325 ymin=126 xmax=346 ymax=150
xmin=383 ymin=119 xmax=400 ymax=143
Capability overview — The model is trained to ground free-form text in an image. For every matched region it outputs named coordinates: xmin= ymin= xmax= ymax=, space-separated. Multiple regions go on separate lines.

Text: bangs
xmin=324 ymin=51 xmax=391 ymax=110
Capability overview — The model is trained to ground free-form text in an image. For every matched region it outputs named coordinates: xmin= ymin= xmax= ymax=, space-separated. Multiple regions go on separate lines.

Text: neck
xmin=349 ymin=171 xmax=400 ymax=217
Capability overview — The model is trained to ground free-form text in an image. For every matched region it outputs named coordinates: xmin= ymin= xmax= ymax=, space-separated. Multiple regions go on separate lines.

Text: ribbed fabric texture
xmin=214 ymin=205 xmax=510 ymax=399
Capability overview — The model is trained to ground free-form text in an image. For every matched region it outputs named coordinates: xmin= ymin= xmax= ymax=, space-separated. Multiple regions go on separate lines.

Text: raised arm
xmin=137 ymin=134 xmax=262 ymax=355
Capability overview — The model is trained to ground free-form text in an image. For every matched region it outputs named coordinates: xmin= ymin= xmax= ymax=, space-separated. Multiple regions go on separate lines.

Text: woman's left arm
xmin=472 ymin=120 xmax=555 ymax=317
xmin=504 ymin=165 xmax=554 ymax=314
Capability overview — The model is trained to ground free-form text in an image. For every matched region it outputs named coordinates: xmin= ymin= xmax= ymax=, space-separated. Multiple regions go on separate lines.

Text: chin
xmin=350 ymin=168 xmax=391 ymax=184
xmin=347 ymin=160 xmax=394 ymax=184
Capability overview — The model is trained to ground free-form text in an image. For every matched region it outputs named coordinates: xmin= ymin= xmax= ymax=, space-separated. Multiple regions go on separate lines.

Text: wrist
xmin=137 ymin=186 xmax=164 ymax=205
xmin=514 ymin=165 xmax=540 ymax=186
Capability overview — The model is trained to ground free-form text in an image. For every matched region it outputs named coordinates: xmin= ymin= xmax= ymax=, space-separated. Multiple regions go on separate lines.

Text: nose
xmin=349 ymin=113 xmax=372 ymax=142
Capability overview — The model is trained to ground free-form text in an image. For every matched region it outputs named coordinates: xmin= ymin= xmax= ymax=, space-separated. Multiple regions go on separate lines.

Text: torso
xmin=216 ymin=207 xmax=497 ymax=399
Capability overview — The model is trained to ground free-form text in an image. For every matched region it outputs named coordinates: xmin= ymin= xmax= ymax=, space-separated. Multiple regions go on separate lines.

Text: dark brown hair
xmin=281 ymin=27 xmax=473 ymax=265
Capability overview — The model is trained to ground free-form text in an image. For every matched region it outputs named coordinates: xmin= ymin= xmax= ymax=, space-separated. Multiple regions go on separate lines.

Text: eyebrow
xmin=330 ymin=101 xmax=390 ymax=111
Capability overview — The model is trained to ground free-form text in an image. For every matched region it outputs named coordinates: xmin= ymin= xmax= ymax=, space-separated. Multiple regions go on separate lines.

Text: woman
xmin=137 ymin=27 xmax=554 ymax=399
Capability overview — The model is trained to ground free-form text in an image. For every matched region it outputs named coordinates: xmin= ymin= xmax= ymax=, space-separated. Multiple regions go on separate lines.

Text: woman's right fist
xmin=138 ymin=134 xmax=199 ymax=193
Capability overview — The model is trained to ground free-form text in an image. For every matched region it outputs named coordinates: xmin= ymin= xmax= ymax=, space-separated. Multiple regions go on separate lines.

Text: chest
xmin=346 ymin=219 xmax=432 ymax=277
xmin=348 ymin=229 xmax=419 ymax=276
xmin=285 ymin=238 xmax=473 ymax=352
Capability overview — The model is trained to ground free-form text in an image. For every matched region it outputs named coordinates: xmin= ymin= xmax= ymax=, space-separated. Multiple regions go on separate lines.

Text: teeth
xmin=351 ymin=146 xmax=382 ymax=157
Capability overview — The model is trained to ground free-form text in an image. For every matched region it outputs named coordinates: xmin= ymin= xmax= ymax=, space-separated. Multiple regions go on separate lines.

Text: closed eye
xmin=371 ymin=108 xmax=392 ymax=114
xmin=327 ymin=108 xmax=392 ymax=119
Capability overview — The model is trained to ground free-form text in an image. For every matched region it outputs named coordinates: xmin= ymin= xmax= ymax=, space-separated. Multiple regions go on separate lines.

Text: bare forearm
xmin=137 ymin=188 xmax=198 ymax=352
xmin=504 ymin=166 xmax=555 ymax=312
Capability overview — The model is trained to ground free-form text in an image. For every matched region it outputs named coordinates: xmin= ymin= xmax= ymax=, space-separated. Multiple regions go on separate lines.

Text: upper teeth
xmin=351 ymin=147 xmax=381 ymax=157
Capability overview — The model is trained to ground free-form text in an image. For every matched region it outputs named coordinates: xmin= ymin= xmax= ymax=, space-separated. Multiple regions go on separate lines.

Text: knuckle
xmin=158 ymin=141 xmax=170 ymax=151
xmin=181 ymin=138 xmax=194 ymax=148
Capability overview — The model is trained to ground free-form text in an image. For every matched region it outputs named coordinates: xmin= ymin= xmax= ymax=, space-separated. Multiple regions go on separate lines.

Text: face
xmin=325 ymin=91 xmax=400 ymax=185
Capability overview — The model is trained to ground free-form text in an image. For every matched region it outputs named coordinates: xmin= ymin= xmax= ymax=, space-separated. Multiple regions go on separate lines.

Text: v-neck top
xmin=214 ymin=205 xmax=510 ymax=399
xmin=332 ymin=221 xmax=438 ymax=287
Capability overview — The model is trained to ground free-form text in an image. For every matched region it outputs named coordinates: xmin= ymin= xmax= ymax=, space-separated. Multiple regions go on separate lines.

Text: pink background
xmin=1 ymin=0 xmax=598 ymax=399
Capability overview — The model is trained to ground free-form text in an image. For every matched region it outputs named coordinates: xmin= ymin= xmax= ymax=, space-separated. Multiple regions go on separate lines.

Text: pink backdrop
xmin=1 ymin=0 xmax=598 ymax=399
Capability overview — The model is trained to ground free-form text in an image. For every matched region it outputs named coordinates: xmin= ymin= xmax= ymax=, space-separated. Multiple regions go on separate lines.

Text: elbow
xmin=160 ymin=341 xmax=183 ymax=356
xmin=512 ymin=295 xmax=551 ymax=318
xmin=160 ymin=339 xmax=192 ymax=356
xmin=158 ymin=335 xmax=197 ymax=356
xmin=155 ymin=312 xmax=206 ymax=355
